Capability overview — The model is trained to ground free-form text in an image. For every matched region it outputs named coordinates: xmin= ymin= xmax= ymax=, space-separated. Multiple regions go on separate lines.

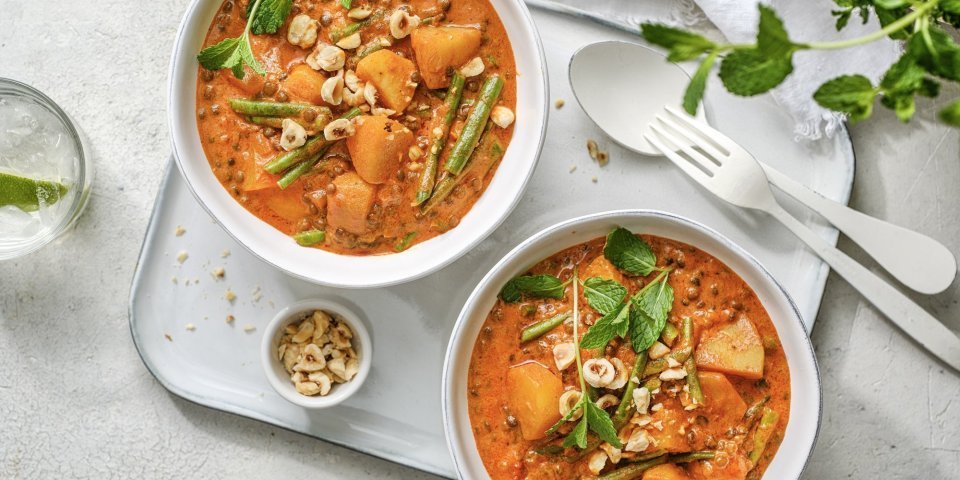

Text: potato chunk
xmin=695 ymin=317 xmax=765 ymax=380
xmin=643 ymin=464 xmax=690 ymax=480
xmin=346 ymin=115 xmax=414 ymax=184
xmin=283 ymin=64 xmax=326 ymax=105
xmin=698 ymin=371 xmax=747 ymax=424
xmin=410 ymin=26 xmax=482 ymax=89
xmin=355 ymin=50 xmax=418 ymax=112
xmin=506 ymin=362 xmax=564 ymax=441
xmin=648 ymin=401 xmax=691 ymax=453
xmin=327 ymin=172 xmax=377 ymax=235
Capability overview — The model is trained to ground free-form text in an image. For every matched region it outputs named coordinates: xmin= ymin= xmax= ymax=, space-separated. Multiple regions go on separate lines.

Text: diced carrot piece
xmin=345 ymin=115 xmax=414 ymax=184
xmin=644 ymin=464 xmax=690 ymax=480
xmin=410 ymin=26 xmax=482 ymax=89
xmin=698 ymin=372 xmax=747 ymax=425
xmin=356 ymin=50 xmax=418 ymax=112
xmin=505 ymin=362 xmax=564 ymax=441
xmin=695 ymin=317 xmax=765 ymax=380
xmin=327 ymin=172 xmax=377 ymax=234
xmin=283 ymin=64 xmax=326 ymax=105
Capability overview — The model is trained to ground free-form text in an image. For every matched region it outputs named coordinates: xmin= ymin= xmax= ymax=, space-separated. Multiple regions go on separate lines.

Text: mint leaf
xmin=874 ymin=6 xmax=911 ymax=40
xmin=756 ymin=5 xmax=800 ymax=57
xmin=639 ymin=23 xmax=716 ymax=62
xmin=499 ymin=275 xmax=565 ymax=302
xmin=718 ymin=48 xmax=794 ymax=96
xmin=907 ymin=26 xmax=960 ymax=82
xmin=247 ymin=0 xmax=293 ymax=35
xmin=583 ymin=277 xmax=627 ymax=315
xmin=629 ymin=278 xmax=674 ymax=352
xmin=939 ymin=99 xmax=960 ymax=126
xmin=580 ymin=303 xmax=630 ymax=350
xmin=943 ymin=0 xmax=960 ymax=14
xmin=604 ymin=227 xmax=657 ymax=276
xmin=562 ymin=416 xmax=588 ymax=449
xmin=683 ymin=51 xmax=718 ymax=115
xmin=831 ymin=9 xmax=852 ymax=31
xmin=814 ymin=75 xmax=876 ymax=122
xmin=197 ymin=37 xmax=244 ymax=73
xmin=584 ymin=401 xmax=622 ymax=448
xmin=340 ymin=0 xmax=353 ymax=8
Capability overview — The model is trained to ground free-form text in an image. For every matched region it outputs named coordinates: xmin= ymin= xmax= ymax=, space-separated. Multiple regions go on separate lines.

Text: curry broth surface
xmin=196 ymin=0 xmax=516 ymax=255
xmin=467 ymin=235 xmax=791 ymax=479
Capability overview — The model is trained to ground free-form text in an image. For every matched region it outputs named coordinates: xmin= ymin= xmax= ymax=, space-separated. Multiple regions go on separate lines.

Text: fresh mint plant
xmin=198 ymin=0 xmax=293 ymax=79
xmin=640 ymin=0 xmax=960 ymax=126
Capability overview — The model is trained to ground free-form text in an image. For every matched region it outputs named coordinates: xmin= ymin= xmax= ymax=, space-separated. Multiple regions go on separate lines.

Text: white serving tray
xmin=129 ymin=5 xmax=853 ymax=478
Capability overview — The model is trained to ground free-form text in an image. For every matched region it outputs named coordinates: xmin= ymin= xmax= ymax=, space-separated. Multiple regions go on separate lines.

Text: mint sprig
xmin=499 ymin=274 xmax=567 ymax=302
xmin=641 ymin=0 xmax=960 ymax=127
xmin=198 ymin=0 xmax=292 ymax=79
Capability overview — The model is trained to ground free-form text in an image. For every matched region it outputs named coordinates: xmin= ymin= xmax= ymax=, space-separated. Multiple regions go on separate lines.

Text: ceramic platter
xmin=129 ymin=4 xmax=854 ymax=478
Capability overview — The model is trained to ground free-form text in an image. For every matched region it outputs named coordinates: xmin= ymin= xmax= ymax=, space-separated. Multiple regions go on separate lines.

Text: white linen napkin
xmin=539 ymin=0 xmax=902 ymax=140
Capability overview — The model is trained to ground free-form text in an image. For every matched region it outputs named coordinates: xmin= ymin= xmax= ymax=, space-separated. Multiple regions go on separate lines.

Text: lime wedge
xmin=0 ymin=172 xmax=69 ymax=212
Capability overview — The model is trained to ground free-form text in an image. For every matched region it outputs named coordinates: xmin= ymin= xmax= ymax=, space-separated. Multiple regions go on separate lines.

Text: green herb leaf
xmin=756 ymin=5 xmax=800 ymax=57
xmin=939 ymin=98 xmax=960 ymax=126
xmin=906 ymin=26 xmax=960 ymax=82
xmin=683 ymin=51 xmax=718 ymax=115
xmin=583 ymin=277 xmax=627 ymax=315
xmin=197 ymin=37 xmax=245 ymax=75
xmin=500 ymin=275 xmax=565 ymax=302
xmin=629 ymin=277 xmax=674 ymax=353
xmin=813 ymin=75 xmax=876 ymax=122
xmin=340 ymin=0 xmax=353 ymax=8
xmin=639 ymin=23 xmax=717 ymax=62
xmin=604 ymin=227 xmax=657 ymax=276
xmin=584 ymin=401 xmax=622 ymax=448
xmin=943 ymin=0 xmax=960 ymax=14
xmin=831 ymin=9 xmax=852 ymax=31
xmin=394 ymin=231 xmax=418 ymax=251
xmin=718 ymin=48 xmax=794 ymax=96
xmin=874 ymin=6 xmax=911 ymax=40
xmin=247 ymin=0 xmax=293 ymax=35
xmin=580 ymin=303 xmax=630 ymax=350
xmin=562 ymin=415 xmax=589 ymax=449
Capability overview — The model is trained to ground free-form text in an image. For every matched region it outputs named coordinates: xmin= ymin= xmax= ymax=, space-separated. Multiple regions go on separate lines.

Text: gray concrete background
xmin=0 ymin=1 xmax=957 ymax=478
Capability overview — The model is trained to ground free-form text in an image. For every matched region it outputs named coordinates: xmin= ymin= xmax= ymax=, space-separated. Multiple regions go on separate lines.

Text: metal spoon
xmin=569 ymin=40 xmax=957 ymax=295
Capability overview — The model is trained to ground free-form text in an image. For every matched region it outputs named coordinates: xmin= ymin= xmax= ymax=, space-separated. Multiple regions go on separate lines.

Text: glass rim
xmin=0 ymin=77 xmax=90 ymax=259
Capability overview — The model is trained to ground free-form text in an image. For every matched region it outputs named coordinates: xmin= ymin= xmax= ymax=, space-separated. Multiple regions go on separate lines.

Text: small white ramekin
xmin=261 ymin=298 xmax=372 ymax=409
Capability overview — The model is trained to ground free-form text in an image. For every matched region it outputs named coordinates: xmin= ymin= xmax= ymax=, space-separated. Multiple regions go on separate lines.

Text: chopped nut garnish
xmin=226 ymin=314 xmax=235 ymax=324
xmin=569 ymin=165 xmax=577 ymax=173
xmin=176 ymin=251 xmax=189 ymax=264
xmin=591 ymin=176 xmax=598 ymax=183
xmin=212 ymin=267 xmax=225 ymax=279
xmin=243 ymin=324 xmax=256 ymax=333
xmin=225 ymin=289 xmax=237 ymax=302
xmin=587 ymin=139 xmax=599 ymax=159
xmin=597 ymin=150 xmax=610 ymax=166
xmin=278 ymin=310 xmax=361 ymax=397
xmin=185 ymin=323 xmax=196 ymax=331
xmin=175 ymin=225 xmax=186 ymax=236
xmin=171 ymin=276 xmax=178 ymax=284
xmin=164 ymin=334 xmax=173 ymax=342
xmin=555 ymin=99 xmax=565 ymax=109
xmin=221 ymin=249 xmax=231 ymax=258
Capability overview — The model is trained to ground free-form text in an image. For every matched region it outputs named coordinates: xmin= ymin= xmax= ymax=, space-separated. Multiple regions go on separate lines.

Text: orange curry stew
xmin=196 ymin=0 xmax=516 ymax=254
xmin=468 ymin=228 xmax=790 ymax=479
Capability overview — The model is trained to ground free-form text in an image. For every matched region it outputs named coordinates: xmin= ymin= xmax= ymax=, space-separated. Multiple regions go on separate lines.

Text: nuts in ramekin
xmin=278 ymin=309 xmax=360 ymax=396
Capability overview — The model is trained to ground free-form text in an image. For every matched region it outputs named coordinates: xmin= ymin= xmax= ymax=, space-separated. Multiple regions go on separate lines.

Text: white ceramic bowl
xmin=442 ymin=210 xmax=822 ymax=479
xmin=167 ymin=0 xmax=548 ymax=288
xmin=261 ymin=298 xmax=372 ymax=409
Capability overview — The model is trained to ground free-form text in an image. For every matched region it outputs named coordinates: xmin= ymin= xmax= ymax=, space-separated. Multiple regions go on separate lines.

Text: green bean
xmin=748 ymin=408 xmax=780 ymax=463
xmin=293 ymin=229 xmax=326 ymax=246
xmin=265 ymin=107 xmax=362 ymax=174
xmin=520 ymin=312 xmax=571 ymax=343
xmin=422 ymin=131 xmax=501 ymax=213
xmin=661 ymin=322 xmax=680 ymax=346
xmin=643 ymin=377 xmax=661 ymax=392
xmin=680 ymin=318 xmax=705 ymax=405
xmin=444 ymin=74 xmax=504 ymax=175
xmin=357 ymin=41 xmax=386 ymax=59
xmin=247 ymin=116 xmax=285 ymax=128
xmin=394 ymin=232 xmax=418 ymax=252
xmin=744 ymin=395 xmax=771 ymax=421
xmin=597 ymin=454 xmax=668 ymax=480
xmin=277 ymin=149 xmax=332 ymax=189
xmin=228 ymin=99 xmax=312 ymax=117
xmin=671 ymin=451 xmax=716 ymax=463
xmin=612 ymin=353 xmax=648 ymax=429
xmin=642 ymin=346 xmax=693 ymax=377
xmin=416 ymin=72 xmax=466 ymax=205
xmin=249 ymin=115 xmax=332 ymax=131
xmin=330 ymin=11 xmax=384 ymax=42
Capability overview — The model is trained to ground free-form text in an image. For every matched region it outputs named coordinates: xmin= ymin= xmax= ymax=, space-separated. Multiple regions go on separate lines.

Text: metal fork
xmin=643 ymin=106 xmax=960 ymax=371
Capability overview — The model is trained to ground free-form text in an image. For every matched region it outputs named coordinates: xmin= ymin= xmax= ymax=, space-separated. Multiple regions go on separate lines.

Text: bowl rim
xmin=166 ymin=0 xmax=550 ymax=288
xmin=260 ymin=298 xmax=373 ymax=409
xmin=441 ymin=209 xmax=822 ymax=479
